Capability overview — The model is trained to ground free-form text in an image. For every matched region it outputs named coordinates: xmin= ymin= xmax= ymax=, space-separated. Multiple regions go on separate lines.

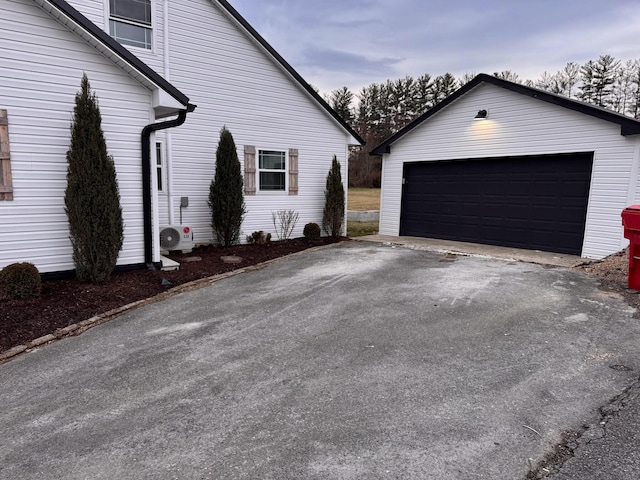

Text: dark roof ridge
xmin=371 ymin=73 xmax=640 ymax=155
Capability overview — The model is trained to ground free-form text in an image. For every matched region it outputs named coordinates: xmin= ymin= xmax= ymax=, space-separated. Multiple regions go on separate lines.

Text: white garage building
xmin=372 ymin=74 xmax=640 ymax=259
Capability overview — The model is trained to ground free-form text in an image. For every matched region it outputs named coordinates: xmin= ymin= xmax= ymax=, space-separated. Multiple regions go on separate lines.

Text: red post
xmin=621 ymin=205 xmax=640 ymax=290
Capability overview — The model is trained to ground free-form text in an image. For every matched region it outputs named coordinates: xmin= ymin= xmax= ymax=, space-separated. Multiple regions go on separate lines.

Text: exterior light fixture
xmin=474 ymin=109 xmax=488 ymax=119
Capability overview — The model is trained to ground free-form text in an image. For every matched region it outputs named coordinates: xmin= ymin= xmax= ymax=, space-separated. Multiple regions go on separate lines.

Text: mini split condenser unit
xmin=159 ymin=225 xmax=193 ymax=253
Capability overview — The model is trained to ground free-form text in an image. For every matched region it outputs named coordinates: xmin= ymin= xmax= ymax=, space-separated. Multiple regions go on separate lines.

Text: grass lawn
xmin=348 ymin=188 xmax=381 ymax=211
xmin=347 ymin=221 xmax=379 ymax=237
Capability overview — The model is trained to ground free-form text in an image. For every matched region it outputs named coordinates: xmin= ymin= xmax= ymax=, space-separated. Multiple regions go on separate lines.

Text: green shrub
xmin=322 ymin=156 xmax=346 ymax=238
xmin=0 ymin=262 xmax=41 ymax=301
xmin=208 ymin=127 xmax=246 ymax=247
xmin=303 ymin=222 xmax=321 ymax=240
xmin=64 ymin=74 xmax=123 ymax=284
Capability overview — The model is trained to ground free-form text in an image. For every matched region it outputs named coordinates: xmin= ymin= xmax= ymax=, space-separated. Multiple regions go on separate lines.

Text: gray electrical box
xmin=180 ymin=197 xmax=189 ymax=207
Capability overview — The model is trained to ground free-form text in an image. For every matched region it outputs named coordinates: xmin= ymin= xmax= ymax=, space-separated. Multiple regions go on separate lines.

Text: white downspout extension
xmin=163 ymin=0 xmax=176 ymax=225
xmin=150 ymin=129 xmax=161 ymax=263
xmin=344 ymin=142 xmax=349 ymax=235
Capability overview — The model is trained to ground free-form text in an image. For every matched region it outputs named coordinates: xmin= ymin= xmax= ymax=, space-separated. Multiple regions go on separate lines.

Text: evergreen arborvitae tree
xmin=64 ymin=74 xmax=124 ymax=284
xmin=322 ymin=156 xmax=346 ymax=238
xmin=208 ymin=127 xmax=246 ymax=247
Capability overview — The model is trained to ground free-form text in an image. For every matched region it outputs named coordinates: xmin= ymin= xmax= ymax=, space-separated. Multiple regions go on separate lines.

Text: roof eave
xmin=37 ymin=0 xmax=192 ymax=110
xmin=371 ymin=73 xmax=640 ymax=155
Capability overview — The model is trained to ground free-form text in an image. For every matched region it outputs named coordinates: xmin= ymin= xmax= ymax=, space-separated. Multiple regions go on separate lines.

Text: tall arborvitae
xmin=322 ymin=156 xmax=345 ymax=238
xmin=208 ymin=127 xmax=246 ymax=247
xmin=64 ymin=74 xmax=123 ymax=284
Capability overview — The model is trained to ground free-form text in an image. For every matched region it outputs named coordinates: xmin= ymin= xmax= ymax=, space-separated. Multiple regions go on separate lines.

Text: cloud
xmin=299 ymin=48 xmax=403 ymax=76
xmin=231 ymin=0 xmax=640 ymax=94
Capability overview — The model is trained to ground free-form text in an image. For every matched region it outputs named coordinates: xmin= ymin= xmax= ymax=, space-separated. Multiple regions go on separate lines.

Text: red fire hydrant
xmin=621 ymin=205 xmax=640 ymax=290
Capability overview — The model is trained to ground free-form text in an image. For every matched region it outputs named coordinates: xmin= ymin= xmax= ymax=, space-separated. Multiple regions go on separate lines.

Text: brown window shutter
xmin=288 ymin=148 xmax=298 ymax=195
xmin=244 ymin=145 xmax=256 ymax=195
xmin=0 ymin=110 xmax=13 ymax=201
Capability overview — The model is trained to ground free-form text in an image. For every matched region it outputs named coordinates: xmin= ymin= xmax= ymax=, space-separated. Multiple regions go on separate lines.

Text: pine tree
xmin=64 ymin=74 xmax=124 ymax=284
xmin=322 ymin=156 xmax=345 ymax=238
xmin=208 ymin=127 xmax=246 ymax=247
xmin=578 ymin=60 xmax=597 ymax=104
xmin=592 ymin=55 xmax=620 ymax=107
xmin=328 ymin=86 xmax=355 ymax=125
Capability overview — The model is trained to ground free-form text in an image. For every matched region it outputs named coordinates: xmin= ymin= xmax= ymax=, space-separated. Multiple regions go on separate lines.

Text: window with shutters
xmin=244 ymin=146 xmax=298 ymax=195
xmin=109 ymin=0 xmax=152 ymax=50
xmin=0 ymin=110 xmax=13 ymax=201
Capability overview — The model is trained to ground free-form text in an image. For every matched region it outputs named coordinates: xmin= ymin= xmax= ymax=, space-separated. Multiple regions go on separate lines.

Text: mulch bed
xmin=576 ymin=247 xmax=640 ymax=315
xmin=0 ymin=237 xmax=344 ymax=354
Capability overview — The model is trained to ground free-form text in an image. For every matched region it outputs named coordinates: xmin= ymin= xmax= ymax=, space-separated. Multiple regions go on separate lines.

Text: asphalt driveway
xmin=2 ymin=242 xmax=639 ymax=479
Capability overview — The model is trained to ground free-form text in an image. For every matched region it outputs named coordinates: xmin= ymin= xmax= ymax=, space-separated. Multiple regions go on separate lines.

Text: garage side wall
xmin=379 ymin=84 xmax=639 ymax=259
xmin=0 ymin=0 xmax=154 ymax=273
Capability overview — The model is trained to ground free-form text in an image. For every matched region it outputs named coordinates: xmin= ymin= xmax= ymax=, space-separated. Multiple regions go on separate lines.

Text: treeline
xmin=330 ymin=55 xmax=640 ymax=187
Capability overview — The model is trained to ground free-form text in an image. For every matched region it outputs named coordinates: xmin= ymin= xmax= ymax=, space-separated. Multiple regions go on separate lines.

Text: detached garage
xmin=372 ymin=74 xmax=640 ymax=259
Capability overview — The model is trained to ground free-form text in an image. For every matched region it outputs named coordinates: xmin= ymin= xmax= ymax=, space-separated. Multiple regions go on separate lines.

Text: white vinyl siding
xmin=379 ymin=83 xmax=640 ymax=259
xmin=0 ymin=0 xmax=153 ymax=273
xmin=154 ymin=0 xmax=350 ymax=242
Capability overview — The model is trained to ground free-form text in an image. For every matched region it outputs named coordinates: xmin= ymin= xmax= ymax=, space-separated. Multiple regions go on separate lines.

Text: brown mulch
xmin=577 ymin=247 xmax=640 ymax=315
xmin=0 ymin=237 xmax=344 ymax=354
xmin=1 ymin=240 xmax=637 ymax=355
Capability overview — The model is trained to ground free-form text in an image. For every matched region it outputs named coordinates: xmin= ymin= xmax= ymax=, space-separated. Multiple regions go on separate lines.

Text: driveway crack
xmin=525 ymin=375 xmax=640 ymax=479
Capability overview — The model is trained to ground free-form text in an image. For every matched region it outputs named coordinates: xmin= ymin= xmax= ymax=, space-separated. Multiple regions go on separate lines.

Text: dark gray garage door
xmin=400 ymin=153 xmax=593 ymax=255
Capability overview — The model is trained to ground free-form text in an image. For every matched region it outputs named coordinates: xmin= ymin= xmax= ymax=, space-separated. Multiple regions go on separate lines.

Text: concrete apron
xmin=0 ymin=242 xmax=638 ymax=480
xmin=356 ymin=234 xmax=585 ymax=268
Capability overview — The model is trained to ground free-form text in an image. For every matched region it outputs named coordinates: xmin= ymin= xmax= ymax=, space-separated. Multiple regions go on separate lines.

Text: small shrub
xmin=65 ymin=74 xmax=124 ymax=284
xmin=208 ymin=127 xmax=246 ymax=247
xmin=247 ymin=231 xmax=271 ymax=245
xmin=272 ymin=210 xmax=299 ymax=241
xmin=303 ymin=222 xmax=321 ymax=240
xmin=0 ymin=262 xmax=41 ymax=301
xmin=322 ymin=156 xmax=345 ymax=238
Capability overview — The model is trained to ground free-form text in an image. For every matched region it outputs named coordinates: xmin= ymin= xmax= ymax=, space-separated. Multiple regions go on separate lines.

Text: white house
xmin=371 ymin=74 xmax=640 ymax=259
xmin=0 ymin=0 xmax=362 ymax=275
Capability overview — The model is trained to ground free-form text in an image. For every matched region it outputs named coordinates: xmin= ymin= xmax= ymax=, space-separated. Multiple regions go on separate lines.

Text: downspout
xmin=141 ymin=105 xmax=195 ymax=267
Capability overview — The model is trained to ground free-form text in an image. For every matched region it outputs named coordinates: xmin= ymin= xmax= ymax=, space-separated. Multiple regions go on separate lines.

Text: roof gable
xmin=37 ymin=0 xmax=193 ymax=114
xmin=214 ymin=0 xmax=364 ymax=145
xmin=371 ymin=73 xmax=640 ymax=155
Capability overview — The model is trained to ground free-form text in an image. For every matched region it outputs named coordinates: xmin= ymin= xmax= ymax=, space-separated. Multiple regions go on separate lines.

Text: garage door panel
xmin=400 ymin=153 xmax=593 ymax=255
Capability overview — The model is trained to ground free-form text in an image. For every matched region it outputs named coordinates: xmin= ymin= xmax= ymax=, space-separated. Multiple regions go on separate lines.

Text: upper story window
xmin=258 ymin=150 xmax=286 ymax=191
xmin=109 ymin=0 xmax=152 ymax=49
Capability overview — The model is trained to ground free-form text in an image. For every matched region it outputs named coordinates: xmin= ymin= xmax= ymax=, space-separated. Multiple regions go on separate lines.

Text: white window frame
xmin=155 ymin=140 xmax=165 ymax=193
xmin=257 ymin=149 xmax=288 ymax=193
xmin=107 ymin=0 xmax=153 ymax=50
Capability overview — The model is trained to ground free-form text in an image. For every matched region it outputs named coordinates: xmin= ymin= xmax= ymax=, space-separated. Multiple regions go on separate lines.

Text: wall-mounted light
xmin=474 ymin=109 xmax=488 ymax=120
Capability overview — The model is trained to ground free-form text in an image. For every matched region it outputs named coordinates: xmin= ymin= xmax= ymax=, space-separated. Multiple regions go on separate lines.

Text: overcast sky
xmin=230 ymin=0 xmax=640 ymax=95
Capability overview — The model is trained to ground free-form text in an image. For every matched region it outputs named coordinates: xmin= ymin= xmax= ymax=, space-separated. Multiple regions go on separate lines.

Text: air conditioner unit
xmin=160 ymin=225 xmax=193 ymax=253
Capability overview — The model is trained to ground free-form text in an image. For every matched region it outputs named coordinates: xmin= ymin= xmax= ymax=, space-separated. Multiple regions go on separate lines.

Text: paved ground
xmin=545 ymin=380 xmax=640 ymax=480
xmin=1 ymin=242 xmax=640 ymax=479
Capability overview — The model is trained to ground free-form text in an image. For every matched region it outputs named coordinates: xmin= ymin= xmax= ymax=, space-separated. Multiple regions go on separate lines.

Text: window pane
xmin=260 ymin=172 xmax=285 ymax=191
xmin=259 ymin=151 xmax=285 ymax=170
xmin=155 ymin=142 xmax=163 ymax=191
xmin=109 ymin=20 xmax=152 ymax=49
xmin=110 ymin=0 xmax=151 ymax=25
